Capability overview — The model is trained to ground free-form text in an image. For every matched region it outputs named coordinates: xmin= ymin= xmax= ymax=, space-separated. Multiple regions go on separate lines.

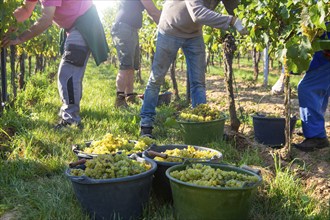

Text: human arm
xmin=13 ymin=0 xmax=38 ymax=22
xmin=141 ymin=0 xmax=161 ymax=24
xmin=185 ymin=0 xmax=232 ymax=29
xmin=2 ymin=6 xmax=55 ymax=47
xmin=185 ymin=0 xmax=248 ymax=35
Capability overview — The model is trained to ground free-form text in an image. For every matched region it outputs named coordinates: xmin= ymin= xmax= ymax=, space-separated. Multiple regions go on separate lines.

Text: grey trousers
xmin=57 ymin=29 xmax=90 ymax=124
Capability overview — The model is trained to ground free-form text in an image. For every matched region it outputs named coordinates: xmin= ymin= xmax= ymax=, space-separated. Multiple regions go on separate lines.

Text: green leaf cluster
xmin=237 ymin=0 xmax=329 ymax=73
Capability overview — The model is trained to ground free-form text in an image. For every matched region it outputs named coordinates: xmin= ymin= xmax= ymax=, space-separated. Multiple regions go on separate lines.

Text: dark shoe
xmin=54 ymin=119 xmax=82 ymax=130
xmin=293 ymin=138 xmax=329 ymax=152
xmin=126 ymin=93 xmax=138 ymax=104
xmin=115 ymin=92 xmax=128 ymax=108
xmin=140 ymin=126 xmax=154 ymax=139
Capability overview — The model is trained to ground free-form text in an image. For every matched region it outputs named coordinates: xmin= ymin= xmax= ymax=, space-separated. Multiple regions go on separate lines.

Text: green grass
xmin=0 ymin=57 xmax=328 ymax=219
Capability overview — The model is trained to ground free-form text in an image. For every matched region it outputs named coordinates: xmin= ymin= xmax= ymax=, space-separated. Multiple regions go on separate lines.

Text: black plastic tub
xmin=252 ymin=115 xmax=297 ymax=147
xmin=65 ymin=155 xmax=157 ymax=220
xmin=142 ymin=144 xmax=222 ymax=203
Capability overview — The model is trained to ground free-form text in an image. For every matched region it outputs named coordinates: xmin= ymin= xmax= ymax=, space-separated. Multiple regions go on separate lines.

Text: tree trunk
xmin=270 ymin=57 xmax=273 ymax=70
xmin=18 ymin=53 xmax=25 ymax=90
xmin=150 ymin=49 xmax=155 ymax=66
xmin=222 ymin=34 xmax=240 ymax=132
xmin=42 ymin=56 xmax=46 ymax=71
xmin=35 ymin=54 xmax=44 ymax=73
xmin=28 ymin=55 xmax=32 ymax=76
xmin=282 ymin=57 xmax=292 ymax=159
xmin=10 ymin=45 xmax=17 ymax=98
xmin=237 ymin=52 xmax=240 ymax=69
xmin=136 ymin=48 xmax=144 ymax=84
xmin=218 ymin=52 xmax=222 ymax=68
xmin=170 ymin=58 xmax=180 ymax=101
xmin=35 ymin=55 xmax=40 ymax=73
xmin=211 ymin=53 xmax=215 ymax=66
xmin=186 ymin=73 xmax=190 ymax=104
xmin=1 ymin=47 xmax=7 ymax=110
xmin=206 ymin=51 xmax=210 ymax=73
xmin=252 ymin=48 xmax=261 ymax=82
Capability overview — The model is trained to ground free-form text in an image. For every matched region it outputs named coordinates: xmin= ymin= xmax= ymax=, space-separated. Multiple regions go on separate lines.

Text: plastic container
xmin=166 ymin=163 xmax=262 ymax=220
xmin=252 ymin=115 xmax=297 ymax=147
xmin=142 ymin=144 xmax=222 ymax=203
xmin=177 ymin=117 xmax=226 ymax=145
xmin=65 ymin=155 xmax=157 ymax=220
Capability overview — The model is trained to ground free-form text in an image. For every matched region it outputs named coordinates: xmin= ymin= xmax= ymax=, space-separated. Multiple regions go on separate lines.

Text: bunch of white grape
xmin=154 ymin=146 xmax=219 ymax=162
xmin=70 ymin=154 xmax=151 ymax=179
xmin=83 ymin=133 xmax=153 ymax=155
xmin=170 ymin=164 xmax=259 ymax=188
xmin=178 ymin=104 xmax=222 ymax=122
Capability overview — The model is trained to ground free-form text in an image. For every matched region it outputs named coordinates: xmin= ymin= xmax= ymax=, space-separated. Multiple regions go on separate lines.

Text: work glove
xmin=233 ymin=17 xmax=249 ymax=36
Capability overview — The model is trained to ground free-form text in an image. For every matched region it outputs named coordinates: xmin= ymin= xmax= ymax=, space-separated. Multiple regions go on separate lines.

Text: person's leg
xmin=115 ymin=69 xmax=132 ymax=107
xmin=140 ymin=32 xmax=182 ymax=135
xmin=294 ymin=62 xmax=330 ymax=151
xmin=182 ymin=36 xmax=206 ymax=107
xmin=126 ymin=39 xmax=140 ymax=103
xmin=111 ymin=22 xmax=138 ymax=107
xmin=57 ymin=28 xmax=90 ymax=128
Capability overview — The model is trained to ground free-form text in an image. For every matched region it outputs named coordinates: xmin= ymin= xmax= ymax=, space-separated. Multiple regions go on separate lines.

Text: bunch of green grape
xmin=83 ymin=133 xmax=153 ymax=155
xmin=300 ymin=23 xmax=325 ymax=42
xmin=178 ymin=104 xmax=222 ymax=122
xmin=170 ymin=164 xmax=259 ymax=188
xmin=70 ymin=154 xmax=151 ymax=179
xmin=154 ymin=146 xmax=219 ymax=162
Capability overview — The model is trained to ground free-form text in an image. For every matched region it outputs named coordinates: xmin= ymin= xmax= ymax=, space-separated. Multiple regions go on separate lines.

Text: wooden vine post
xmin=222 ymin=34 xmax=240 ymax=132
xmin=282 ymin=57 xmax=292 ymax=158
xmin=0 ymin=48 xmax=7 ymax=112
xmin=169 ymin=58 xmax=180 ymax=101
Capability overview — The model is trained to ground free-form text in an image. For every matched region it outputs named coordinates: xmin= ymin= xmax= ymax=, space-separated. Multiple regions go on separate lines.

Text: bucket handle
xmin=69 ymin=158 xmax=87 ymax=168
xmin=240 ymin=164 xmax=261 ymax=176
xmin=70 ymin=176 xmax=86 ymax=182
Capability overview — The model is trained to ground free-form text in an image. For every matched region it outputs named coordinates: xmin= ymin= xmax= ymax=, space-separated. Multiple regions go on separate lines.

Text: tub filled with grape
xmin=177 ymin=104 xmax=226 ymax=145
xmin=165 ymin=163 xmax=262 ymax=220
xmin=143 ymin=144 xmax=222 ymax=203
xmin=72 ymin=133 xmax=154 ymax=159
xmin=65 ymin=153 xmax=157 ymax=220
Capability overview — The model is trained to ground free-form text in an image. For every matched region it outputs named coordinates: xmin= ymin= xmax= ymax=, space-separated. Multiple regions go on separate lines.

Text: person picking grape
xmin=293 ymin=28 xmax=330 ymax=151
xmin=2 ymin=0 xmax=109 ymax=129
xmin=139 ymin=0 xmax=248 ymax=138
xmin=111 ymin=0 xmax=161 ymax=108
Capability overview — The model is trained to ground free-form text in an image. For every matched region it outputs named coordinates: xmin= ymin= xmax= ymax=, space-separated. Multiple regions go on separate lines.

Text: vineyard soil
xmin=204 ymin=74 xmax=330 ymax=205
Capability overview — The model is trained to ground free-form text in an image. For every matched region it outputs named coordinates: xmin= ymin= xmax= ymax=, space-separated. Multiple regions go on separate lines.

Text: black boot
xmin=126 ymin=93 xmax=138 ymax=104
xmin=115 ymin=92 xmax=128 ymax=108
xmin=293 ymin=138 xmax=329 ymax=152
xmin=140 ymin=126 xmax=154 ymax=139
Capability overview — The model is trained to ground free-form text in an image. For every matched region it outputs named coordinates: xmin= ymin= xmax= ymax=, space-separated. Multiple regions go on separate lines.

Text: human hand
xmin=1 ymin=27 xmax=21 ymax=48
xmin=233 ymin=18 xmax=249 ymax=36
xmin=1 ymin=36 xmax=22 ymax=48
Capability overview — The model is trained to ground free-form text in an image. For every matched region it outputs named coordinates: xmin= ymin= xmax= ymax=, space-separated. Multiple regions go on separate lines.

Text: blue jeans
xmin=298 ymin=62 xmax=330 ymax=138
xmin=140 ymin=32 xmax=206 ymax=127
